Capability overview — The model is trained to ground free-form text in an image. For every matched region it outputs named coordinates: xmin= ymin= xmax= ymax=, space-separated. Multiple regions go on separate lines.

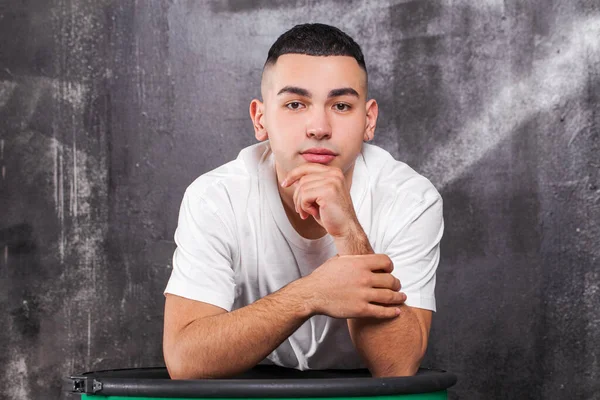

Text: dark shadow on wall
xmin=0 ymin=2 xmax=57 ymax=78
xmin=384 ymin=0 xmax=455 ymax=166
xmin=0 ymin=223 xmax=35 ymax=255
xmin=422 ymin=116 xmax=545 ymax=399
xmin=423 ymin=97 xmax=599 ymax=399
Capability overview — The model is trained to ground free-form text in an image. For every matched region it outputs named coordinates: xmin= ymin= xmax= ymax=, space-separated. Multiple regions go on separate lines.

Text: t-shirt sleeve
xmin=384 ymin=193 xmax=444 ymax=312
xmin=164 ymin=189 xmax=236 ymax=311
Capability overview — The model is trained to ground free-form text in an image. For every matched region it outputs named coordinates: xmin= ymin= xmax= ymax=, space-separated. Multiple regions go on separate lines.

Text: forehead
xmin=263 ymin=54 xmax=367 ymax=97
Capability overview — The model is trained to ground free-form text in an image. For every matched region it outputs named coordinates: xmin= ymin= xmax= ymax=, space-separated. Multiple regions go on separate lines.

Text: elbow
xmin=164 ymin=347 xmax=190 ymax=379
xmin=165 ymin=358 xmax=191 ymax=380
xmin=164 ymin=340 xmax=211 ymax=380
xmin=165 ymin=353 xmax=214 ymax=380
xmin=167 ymin=369 xmax=208 ymax=380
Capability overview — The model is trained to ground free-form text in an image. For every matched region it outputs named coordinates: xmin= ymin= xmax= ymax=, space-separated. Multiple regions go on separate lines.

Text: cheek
xmin=334 ymin=114 xmax=365 ymax=140
xmin=267 ymin=110 xmax=303 ymax=139
xmin=266 ymin=107 xmax=287 ymax=131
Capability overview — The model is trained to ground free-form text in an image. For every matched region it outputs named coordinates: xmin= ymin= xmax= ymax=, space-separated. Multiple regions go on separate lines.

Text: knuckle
xmin=385 ymin=256 xmax=393 ymax=270
xmin=359 ymin=274 xmax=371 ymax=287
xmin=359 ymin=289 xmax=370 ymax=303
xmin=359 ymin=303 xmax=369 ymax=315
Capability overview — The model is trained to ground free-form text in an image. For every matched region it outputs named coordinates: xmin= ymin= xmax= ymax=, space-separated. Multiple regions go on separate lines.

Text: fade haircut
xmin=264 ymin=23 xmax=368 ymax=82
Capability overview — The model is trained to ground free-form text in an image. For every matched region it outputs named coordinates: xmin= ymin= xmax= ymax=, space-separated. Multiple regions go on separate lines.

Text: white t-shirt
xmin=165 ymin=141 xmax=443 ymax=370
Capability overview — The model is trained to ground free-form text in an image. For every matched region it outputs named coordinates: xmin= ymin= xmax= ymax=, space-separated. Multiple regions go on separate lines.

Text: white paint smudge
xmin=53 ymin=139 xmax=59 ymax=212
xmin=47 ymin=134 xmax=106 ymax=271
xmin=51 ymin=79 xmax=87 ymax=112
xmin=71 ymin=128 xmax=78 ymax=218
xmin=1 ymin=74 xmax=90 ymax=267
xmin=584 ymin=269 xmax=600 ymax=381
xmin=1 ymin=139 xmax=4 ymax=180
xmin=3 ymin=245 xmax=7 ymax=264
xmin=2 ymin=76 xmax=88 ymax=131
xmin=57 ymin=141 xmax=65 ymax=263
xmin=87 ymin=311 xmax=92 ymax=362
xmin=5 ymin=355 xmax=31 ymax=400
xmin=420 ymin=16 xmax=600 ymax=189
xmin=0 ymin=80 xmax=17 ymax=108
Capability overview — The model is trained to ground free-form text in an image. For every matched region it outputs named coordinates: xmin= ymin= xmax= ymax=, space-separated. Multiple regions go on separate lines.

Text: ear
xmin=250 ymin=99 xmax=268 ymax=141
xmin=363 ymin=99 xmax=378 ymax=142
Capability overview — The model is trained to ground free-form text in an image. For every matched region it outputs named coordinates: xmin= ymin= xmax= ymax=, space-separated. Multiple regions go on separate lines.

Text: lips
xmin=301 ymin=148 xmax=337 ymax=156
xmin=301 ymin=148 xmax=337 ymax=164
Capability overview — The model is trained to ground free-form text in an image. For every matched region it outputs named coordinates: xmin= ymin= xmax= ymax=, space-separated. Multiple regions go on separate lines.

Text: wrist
xmin=282 ymin=277 xmax=319 ymax=318
xmin=334 ymin=222 xmax=373 ymax=256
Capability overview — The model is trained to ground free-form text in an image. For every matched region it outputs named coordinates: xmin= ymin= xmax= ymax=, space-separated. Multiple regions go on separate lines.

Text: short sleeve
xmin=164 ymin=189 xmax=236 ymax=311
xmin=384 ymin=194 xmax=444 ymax=312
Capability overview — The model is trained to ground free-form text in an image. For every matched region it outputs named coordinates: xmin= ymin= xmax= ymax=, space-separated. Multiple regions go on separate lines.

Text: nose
xmin=306 ymin=109 xmax=332 ymax=140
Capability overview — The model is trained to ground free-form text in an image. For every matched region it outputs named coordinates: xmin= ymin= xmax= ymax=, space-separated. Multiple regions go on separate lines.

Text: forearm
xmin=349 ymin=306 xmax=427 ymax=376
xmin=335 ymin=224 xmax=374 ymax=256
xmin=337 ymin=224 xmax=428 ymax=376
xmin=168 ymin=281 xmax=311 ymax=379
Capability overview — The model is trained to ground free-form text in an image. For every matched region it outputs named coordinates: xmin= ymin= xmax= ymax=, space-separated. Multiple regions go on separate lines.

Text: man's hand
xmin=281 ymin=163 xmax=358 ymax=239
xmin=296 ymin=254 xmax=406 ymax=319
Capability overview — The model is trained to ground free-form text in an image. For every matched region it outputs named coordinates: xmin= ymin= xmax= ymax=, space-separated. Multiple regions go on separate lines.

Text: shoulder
xmin=362 ymin=143 xmax=441 ymax=207
xmin=184 ymin=142 xmax=268 ymax=206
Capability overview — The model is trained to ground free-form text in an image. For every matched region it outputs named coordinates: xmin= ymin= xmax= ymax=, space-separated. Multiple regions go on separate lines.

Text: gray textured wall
xmin=1 ymin=1 xmax=599 ymax=399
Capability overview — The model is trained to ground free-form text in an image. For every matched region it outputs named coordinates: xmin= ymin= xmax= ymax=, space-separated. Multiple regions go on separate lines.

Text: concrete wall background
xmin=1 ymin=1 xmax=598 ymax=399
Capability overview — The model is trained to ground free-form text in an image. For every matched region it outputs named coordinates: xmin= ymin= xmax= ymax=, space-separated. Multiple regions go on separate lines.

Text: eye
xmin=286 ymin=102 xmax=304 ymax=110
xmin=334 ymin=103 xmax=351 ymax=112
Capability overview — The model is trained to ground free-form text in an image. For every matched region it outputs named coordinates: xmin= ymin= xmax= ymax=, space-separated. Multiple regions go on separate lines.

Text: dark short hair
xmin=264 ymin=23 xmax=367 ymax=78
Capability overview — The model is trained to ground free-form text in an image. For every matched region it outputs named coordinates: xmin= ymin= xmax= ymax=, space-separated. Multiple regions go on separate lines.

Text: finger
xmin=370 ymin=274 xmax=401 ymax=291
xmin=364 ymin=254 xmax=394 ymax=273
xmin=291 ymin=178 xmax=315 ymax=217
xmin=293 ymin=184 xmax=310 ymax=219
xmin=282 ymin=164 xmax=339 ymax=187
xmin=369 ymin=289 xmax=407 ymax=305
xmin=296 ymin=182 xmax=326 ymax=219
xmin=292 ymin=182 xmax=310 ymax=219
xmin=363 ymin=303 xmax=401 ymax=319
xmin=305 ymin=205 xmax=320 ymax=220
xmin=282 ymin=164 xmax=327 ymax=187
xmin=296 ymin=173 xmax=331 ymax=186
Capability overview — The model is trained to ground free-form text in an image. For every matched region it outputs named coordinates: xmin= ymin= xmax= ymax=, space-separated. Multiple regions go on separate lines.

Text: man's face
xmin=254 ymin=54 xmax=376 ymax=177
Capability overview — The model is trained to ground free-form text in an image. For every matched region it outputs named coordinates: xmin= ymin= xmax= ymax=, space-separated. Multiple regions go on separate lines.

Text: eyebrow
xmin=277 ymin=86 xmax=360 ymax=99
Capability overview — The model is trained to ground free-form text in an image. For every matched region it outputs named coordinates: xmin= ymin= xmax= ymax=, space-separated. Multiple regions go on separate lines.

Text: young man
xmin=163 ymin=23 xmax=443 ymax=379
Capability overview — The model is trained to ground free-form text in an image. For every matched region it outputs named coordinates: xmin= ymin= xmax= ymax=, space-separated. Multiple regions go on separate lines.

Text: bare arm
xmin=164 ymin=281 xmax=311 ymax=379
xmin=349 ymin=304 xmax=431 ymax=376
xmin=337 ymin=226 xmax=431 ymax=377
xmin=164 ymin=254 xmax=405 ymax=379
